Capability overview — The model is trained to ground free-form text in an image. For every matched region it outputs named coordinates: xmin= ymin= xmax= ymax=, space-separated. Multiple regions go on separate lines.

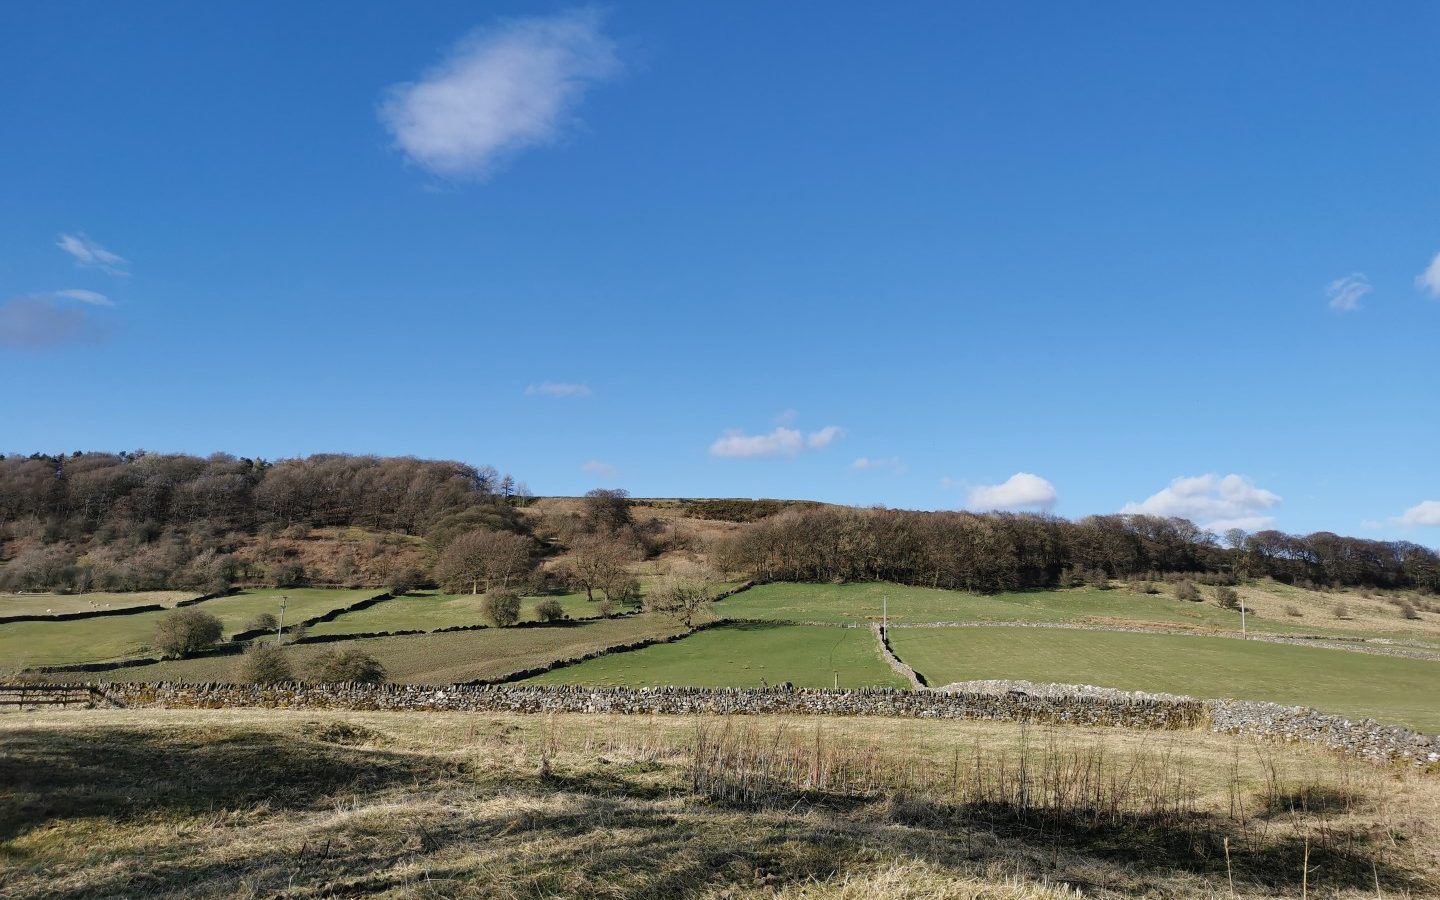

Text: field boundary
xmin=0 ymin=588 xmax=230 ymax=625
xmin=8 ymin=678 xmax=1432 ymax=764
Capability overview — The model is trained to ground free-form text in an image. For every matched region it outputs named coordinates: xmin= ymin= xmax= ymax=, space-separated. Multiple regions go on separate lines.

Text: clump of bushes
xmin=1214 ymin=586 xmax=1240 ymax=610
xmin=482 ymin=589 xmax=522 ymax=627
xmin=153 ymin=609 xmax=223 ymax=658
xmin=534 ymin=597 xmax=566 ymax=622
xmin=388 ymin=566 xmax=426 ymax=597
xmin=237 ymin=642 xmax=293 ymax=684
xmin=1398 ymin=600 xmax=1421 ymax=621
xmin=308 ymin=645 xmax=386 ymax=684
xmin=1173 ymin=581 xmax=1202 ymax=602
xmin=1333 ymin=602 xmax=1351 ymax=620
xmin=1284 ymin=604 xmax=1302 ymax=618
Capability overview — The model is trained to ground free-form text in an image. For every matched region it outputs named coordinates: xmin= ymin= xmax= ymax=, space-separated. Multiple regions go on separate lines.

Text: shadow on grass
xmin=0 ymin=725 xmax=454 ymax=842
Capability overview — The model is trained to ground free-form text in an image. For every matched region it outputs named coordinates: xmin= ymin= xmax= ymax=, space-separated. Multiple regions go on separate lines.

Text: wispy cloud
xmin=967 ymin=473 xmax=1057 ymax=511
xmin=525 ymin=381 xmax=592 ymax=398
xmin=1395 ymin=500 xmax=1440 ymax=527
xmin=1325 ymin=272 xmax=1370 ymax=312
xmin=380 ymin=8 xmax=619 ymax=180
xmin=581 ymin=460 xmax=617 ymax=478
xmin=0 ymin=295 xmax=109 ymax=349
xmin=1121 ymin=473 xmax=1281 ymax=532
xmin=56 ymin=233 xmax=129 ymax=276
xmin=709 ymin=424 xmax=844 ymax=459
xmin=1418 ymin=251 xmax=1440 ymax=299
xmin=851 ymin=456 xmax=906 ymax=474
xmin=51 ymin=289 xmax=112 ymax=306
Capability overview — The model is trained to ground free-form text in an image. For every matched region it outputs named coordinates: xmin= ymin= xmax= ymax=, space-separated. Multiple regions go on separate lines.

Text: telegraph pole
xmin=1240 ymin=594 xmax=1247 ymax=636
xmin=276 ymin=595 xmax=287 ymax=645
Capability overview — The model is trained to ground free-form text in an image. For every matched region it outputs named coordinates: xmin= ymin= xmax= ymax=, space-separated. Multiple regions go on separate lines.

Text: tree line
xmin=0 ymin=451 xmax=528 ymax=593
xmin=715 ymin=506 xmax=1440 ymax=593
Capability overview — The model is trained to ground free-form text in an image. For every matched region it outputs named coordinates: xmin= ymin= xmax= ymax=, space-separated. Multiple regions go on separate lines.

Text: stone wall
xmin=88 ymin=681 xmax=1205 ymax=730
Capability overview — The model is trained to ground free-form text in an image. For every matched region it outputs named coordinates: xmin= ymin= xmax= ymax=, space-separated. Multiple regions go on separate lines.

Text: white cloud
xmin=1396 ymin=500 xmax=1440 ymax=527
xmin=709 ymin=425 xmax=843 ymax=459
xmin=1121 ymin=474 xmax=1281 ymax=531
xmin=773 ymin=408 xmax=798 ymax=426
xmin=52 ymin=289 xmax=112 ymax=306
xmin=851 ymin=456 xmax=906 ymax=473
xmin=939 ymin=476 xmax=962 ymax=491
xmin=967 ymin=473 xmax=1057 ymax=511
xmin=525 ymin=381 xmax=591 ymax=398
xmin=581 ymin=460 xmax=617 ymax=478
xmin=56 ymin=233 xmax=129 ymax=276
xmin=807 ymin=425 xmax=842 ymax=449
xmin=379 ymin=9 xmax=619 ymax=179
xmin=1325 ymin=272 xmax=1370 ymax=312
xmin=1418 ymin=251 xmax=1440 ymax=299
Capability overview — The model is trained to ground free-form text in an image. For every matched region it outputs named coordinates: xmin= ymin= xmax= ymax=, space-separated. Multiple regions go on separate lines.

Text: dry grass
xmin=1 ymin=707 xmax=1435 ymax=898
xmin=1236 ymin=581 xmax=1440 ymax=644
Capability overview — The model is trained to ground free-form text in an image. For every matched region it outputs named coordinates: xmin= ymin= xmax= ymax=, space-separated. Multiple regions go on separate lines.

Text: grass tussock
xmin=0 ymin=708 xmax=1436 ymax=899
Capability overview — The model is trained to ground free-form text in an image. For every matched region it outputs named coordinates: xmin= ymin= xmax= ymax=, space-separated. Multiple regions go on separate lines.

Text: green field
xmin=522 ymin=622 xmax=907 ymax=689
xmin=54 ymin=614 xmax=687 ymax=685
xmin=0 ymin=588 xmax=377 ymax=667
xmin=306 ymin=590 xmax=614 ymax=636
xmin=719 ymin=582 xmax=1353 ymax=636
xmin=887 ymin=626 xmax=1440 ymax=732
xmin=0 ymin=591 xmax=199 ymax=617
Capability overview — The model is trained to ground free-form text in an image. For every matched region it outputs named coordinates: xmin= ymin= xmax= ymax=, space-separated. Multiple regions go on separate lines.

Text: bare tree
xmin=565 ymin=535 xmax=630 ymax=603
xmin=434 ymin=529 xmax=535 ymax=594
xmin=644 ymin=575 xmax=717 ymax=629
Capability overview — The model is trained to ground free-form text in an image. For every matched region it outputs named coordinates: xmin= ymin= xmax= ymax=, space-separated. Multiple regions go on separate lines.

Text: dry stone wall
xmin=91 ymin=681 xmax=1204 ymax=729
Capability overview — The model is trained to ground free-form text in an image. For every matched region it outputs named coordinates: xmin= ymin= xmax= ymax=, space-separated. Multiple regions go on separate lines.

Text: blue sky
xmin=2 ymin=2 xmax=1437 ymax=542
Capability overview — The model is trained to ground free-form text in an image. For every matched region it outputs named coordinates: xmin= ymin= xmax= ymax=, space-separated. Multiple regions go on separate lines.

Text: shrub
xmin=481 ymin=589 xmax=522 ymax=627
xmin=153 ymin=609 xmax=223 ymax=658
xmin=388 ymin=566 xmax=425 ymax=596
xmin=309 ymin=646 xmax=386 ymax=684
xmin=246 ymin=612 xmax=278 ymax=632
xmin=1284 ymin=604 xmax=1302 ymax=617
xmin=1399 ymin=600 xmax=1421 ymax=621
xmin=534 ymin=597 xmax=566 ymax=622
xmin=268 ymin=561 xmax=308 ymax=588
xmin=237 ymin=643 xmax=293 ymax=684
xmin=1173 ymin=581 xmax=1201 ymax=602
xmin=596 ymin=598 xmax=617 ymax=618
xmin=1215 ymin=586 xmax=1240 ymax=610
xmin=1141 ymin=582 xmax=1161 ymax=595
xmin=1333 ymin=602 xmax=1351 ymax=619
xmin=1085 ymin=568 xmax=1111 ymax=590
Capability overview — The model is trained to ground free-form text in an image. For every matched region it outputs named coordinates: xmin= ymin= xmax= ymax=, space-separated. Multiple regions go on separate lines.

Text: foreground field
xmin=1 ymin=707 xmax=1435 ymax=898
xmin=523 ymin=622 xmax=907 ymax=689
xmin=890 ymin=626 xmax=1440 ymax=732
xmin=55 ymin=614 xmax=688 ymax=685
xmin=0 ymin=591 xmax=199 ymax=617
xmin=0 ymin=588 xmax=376 ymax=668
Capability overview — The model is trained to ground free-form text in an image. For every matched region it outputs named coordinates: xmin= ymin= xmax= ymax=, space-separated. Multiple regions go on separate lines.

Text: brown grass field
xmin=1 ymin=706 xmax=1436 ymax=898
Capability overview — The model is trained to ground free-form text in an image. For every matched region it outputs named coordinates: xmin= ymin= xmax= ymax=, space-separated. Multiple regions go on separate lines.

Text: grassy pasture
xmin=53 ymin=613 xmax=688 ymax=685
xmin=1 ymin=707 xmax=1435 ymax=898
xmin=522 ymin=622 xmax=908 ymax=689
xmin=719 ymin=581 xmax=1413 ymax=638
xmin=0 ymin=588 xmax=376 ymax=668
xmin=888 ymin=625 xmax=1440 ymax=732
xmin=0 ymin=591 xmax=198 ymax=617
xmin=306 ymin=590 xmax=616 ymax=636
